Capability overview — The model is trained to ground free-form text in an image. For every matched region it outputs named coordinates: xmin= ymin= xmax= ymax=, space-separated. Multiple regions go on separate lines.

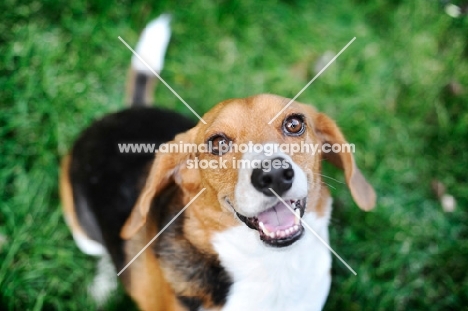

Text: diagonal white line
xmin=118 ymin=36 xmax=207 ymax=124
xmin=268 ymin=37 xmax=356 ymax=124
xmin=117 ymin=188 xmax=206 ymax=276
xmin=268 ymin=188 xmax=357 ymax=275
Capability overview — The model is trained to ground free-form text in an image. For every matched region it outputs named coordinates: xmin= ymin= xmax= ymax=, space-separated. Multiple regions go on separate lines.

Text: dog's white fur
xmin=132 ymin=14 xmax=172 ymax=74
xmin=71 ymin=231 xmax=117 ymax=305
xmin=212 ymin=200 xmax=333 ymax=311
xmin=88 ymin=252 xmax=118 ymax=307
xmin=72 ymin=231 xmax=105 ymax=256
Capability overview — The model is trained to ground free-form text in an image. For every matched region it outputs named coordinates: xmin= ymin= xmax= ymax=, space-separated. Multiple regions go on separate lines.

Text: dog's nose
xmin=251 ymin=157 xmax=294 ymax=197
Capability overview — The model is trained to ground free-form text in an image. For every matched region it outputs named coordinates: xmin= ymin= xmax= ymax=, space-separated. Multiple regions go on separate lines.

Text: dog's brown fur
xmin=117 ymin=94 xmax=375 ymax=309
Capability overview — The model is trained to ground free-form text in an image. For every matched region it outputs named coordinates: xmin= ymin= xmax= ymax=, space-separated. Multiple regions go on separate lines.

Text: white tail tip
xmin=132 ymin=14 xmax=172 ymax=75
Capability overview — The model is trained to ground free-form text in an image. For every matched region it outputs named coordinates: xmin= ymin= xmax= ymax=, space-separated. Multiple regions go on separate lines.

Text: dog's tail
xmin=126 ymin=14 xmax=172 ymax=107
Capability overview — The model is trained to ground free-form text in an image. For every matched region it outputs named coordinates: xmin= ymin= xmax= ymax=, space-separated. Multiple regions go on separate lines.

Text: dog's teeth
xmin=259 ymin=222 xmax=271 ymax=235
xmin=294 ymin=208 xmax=301 ymax=224
xmin=263 ymin=224 xmax=303 ymax=239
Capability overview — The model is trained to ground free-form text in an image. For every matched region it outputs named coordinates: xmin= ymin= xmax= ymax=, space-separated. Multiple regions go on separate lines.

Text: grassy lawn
xmin=1 ymin=0 xmax=467 ymax=310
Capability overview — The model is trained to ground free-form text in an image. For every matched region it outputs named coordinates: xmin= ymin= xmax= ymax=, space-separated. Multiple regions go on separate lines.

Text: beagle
xmin=60 ymin=15 xmax=376 ymax=311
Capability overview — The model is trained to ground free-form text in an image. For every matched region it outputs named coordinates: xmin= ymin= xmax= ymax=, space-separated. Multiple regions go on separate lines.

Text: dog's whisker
xmin=320 ymin=181 xmax=336 ymax=190
xmin=313 ymin=172 xmax=344 ymax=184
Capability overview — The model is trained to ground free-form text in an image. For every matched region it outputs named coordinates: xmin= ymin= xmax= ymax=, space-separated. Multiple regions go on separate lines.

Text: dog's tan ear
xmin=121 ymin=127 xmax=200 ymax=239
xmin=301 ymin=104 xmax=376 ymax=210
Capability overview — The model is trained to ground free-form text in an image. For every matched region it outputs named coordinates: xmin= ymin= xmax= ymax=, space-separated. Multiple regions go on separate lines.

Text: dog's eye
xmin=208 ymin=134 xmax=232 ymax=155
xmin=283 ymin=115 xmax=305 ymax=136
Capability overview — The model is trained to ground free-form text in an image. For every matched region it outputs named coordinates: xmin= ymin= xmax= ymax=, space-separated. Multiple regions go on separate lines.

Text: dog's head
xmin=121 ymin=94 xmax=376 ymax=247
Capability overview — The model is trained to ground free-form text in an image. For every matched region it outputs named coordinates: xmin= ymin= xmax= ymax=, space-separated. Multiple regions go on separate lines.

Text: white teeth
xmin=294 ymin=208 xmax=301 ymax=224
xmin=259 ymin=222 xmax=299 ymax=239
xmin=267 ymin=225 xmax=302 ymax=239
xmin=259 ymin=222 xmax=270 ymax=235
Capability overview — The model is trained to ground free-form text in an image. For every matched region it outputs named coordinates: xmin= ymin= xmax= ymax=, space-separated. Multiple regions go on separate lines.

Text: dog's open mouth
xmin=233 ymin=198 xmax=306 ymax=247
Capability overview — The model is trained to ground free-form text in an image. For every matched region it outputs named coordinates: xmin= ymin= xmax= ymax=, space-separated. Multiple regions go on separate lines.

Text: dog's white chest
xmin=212 ymin=211 xmax=332 ymax=311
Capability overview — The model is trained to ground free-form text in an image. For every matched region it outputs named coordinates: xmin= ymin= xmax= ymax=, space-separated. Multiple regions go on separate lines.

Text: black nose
xmin=251 ymin=157 xmax=294 ymax=197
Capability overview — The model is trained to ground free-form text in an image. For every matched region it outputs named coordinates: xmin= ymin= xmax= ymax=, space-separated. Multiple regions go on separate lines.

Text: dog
xmin=60 ymin=15 xmax=376 ymax=311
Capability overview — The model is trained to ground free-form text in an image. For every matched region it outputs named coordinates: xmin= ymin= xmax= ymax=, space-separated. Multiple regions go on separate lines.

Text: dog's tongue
xmin=257 ymin=201 xmax=296 ymax=231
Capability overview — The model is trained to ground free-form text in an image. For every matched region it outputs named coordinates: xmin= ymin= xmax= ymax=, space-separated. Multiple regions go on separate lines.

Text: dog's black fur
xmin=69 ymin=107 xmax=195 ymax=270
xmin=148 ymin=186 xmax=232 ymax=309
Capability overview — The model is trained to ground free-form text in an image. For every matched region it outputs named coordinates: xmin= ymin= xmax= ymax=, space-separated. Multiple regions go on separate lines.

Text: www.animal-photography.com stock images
xmin=1 ymin=1 xmax=467 ymax=310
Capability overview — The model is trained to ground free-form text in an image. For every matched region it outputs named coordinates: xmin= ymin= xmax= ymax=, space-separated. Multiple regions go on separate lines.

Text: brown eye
xmin=208 ymin=134 xmax=232 ymax=155
xmin=283 ymin=115 xmax=305 ymax=136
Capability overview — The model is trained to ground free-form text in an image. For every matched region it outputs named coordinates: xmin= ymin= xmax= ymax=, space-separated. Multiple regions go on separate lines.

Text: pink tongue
xmin=257 ymin=201 xmax=296 ymax=232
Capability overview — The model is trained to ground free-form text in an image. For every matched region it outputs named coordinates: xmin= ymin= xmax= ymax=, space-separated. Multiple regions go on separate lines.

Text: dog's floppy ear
xmin=121 ymin=127 xmax=200 ymax=239
xmin=301 ymin=104 xmax=376 ymax=210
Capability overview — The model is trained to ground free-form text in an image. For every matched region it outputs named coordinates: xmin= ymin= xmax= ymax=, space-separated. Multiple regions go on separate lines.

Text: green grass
xmin=1 ymin=0 xmax=467 ymax=310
